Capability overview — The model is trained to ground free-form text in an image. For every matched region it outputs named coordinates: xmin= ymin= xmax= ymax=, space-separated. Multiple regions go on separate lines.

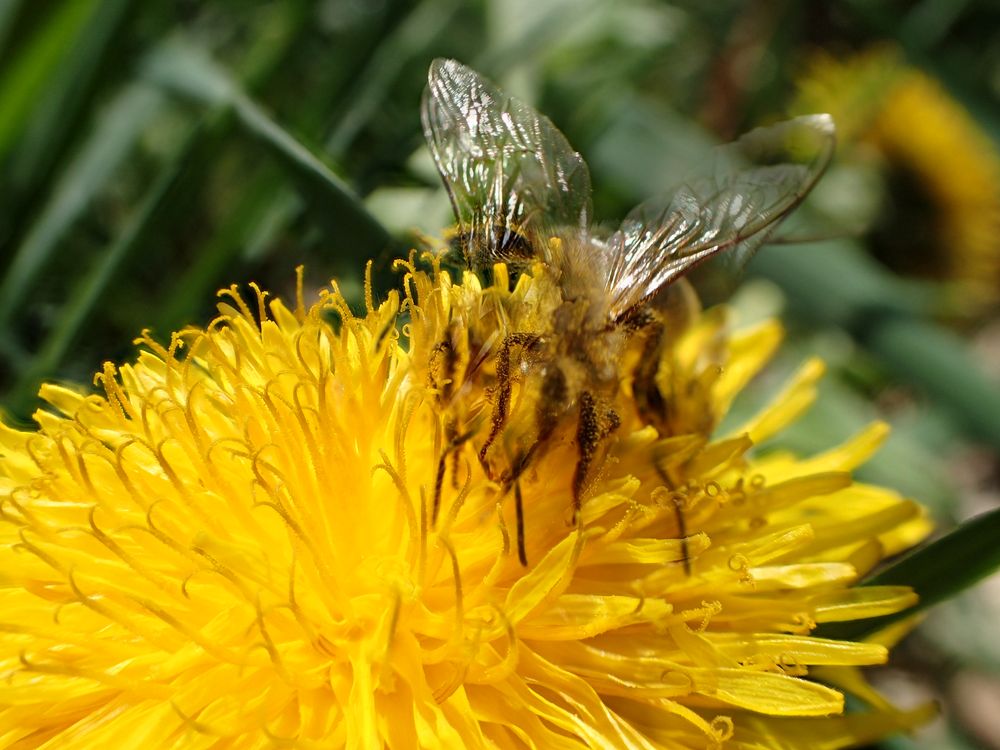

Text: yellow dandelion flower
xmin=0 ymin=256 xmax=934 ymax=748
xmin=793 ymin=47 xmax=904 ymax=145
xmin=794 ymin=47 xmax=1000 ymax=295
xmin=872 ymin=72 xmax=1000 ymax=287
xmin=792 ymin=46 xmax=904 ymax=143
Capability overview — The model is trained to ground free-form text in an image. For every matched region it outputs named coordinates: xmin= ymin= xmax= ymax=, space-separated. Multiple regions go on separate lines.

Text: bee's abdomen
xmin=451 ymin=222 xmax=536 ymax=270
xmin=632 ymin=323 xmax=668 ymax=427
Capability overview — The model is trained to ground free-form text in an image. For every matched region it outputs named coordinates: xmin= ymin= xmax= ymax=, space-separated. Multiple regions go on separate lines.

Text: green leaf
xmin=817 ymin=507 xmax=1000 ymax=641
xmin=749 ymin=240 xmax=926 ymax=330
xmin=752 ymin=243 xmax=1000 ymax=452
xmin=720 ymin=344 xmax=960 ymax=517
xmin=863 ymin=315 xmax=1000 ymax=451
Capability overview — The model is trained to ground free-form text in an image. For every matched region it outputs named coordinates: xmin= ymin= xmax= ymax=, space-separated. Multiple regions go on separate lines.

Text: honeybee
xmin=422 ymin=59 xmax=834 ymax=565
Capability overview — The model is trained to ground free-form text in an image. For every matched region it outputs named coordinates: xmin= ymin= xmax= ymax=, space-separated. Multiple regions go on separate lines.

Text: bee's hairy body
xmin=468 ymin=230 xmax=675 ymax=525
xmin=421 ymin=58 xmax=834 ymax=566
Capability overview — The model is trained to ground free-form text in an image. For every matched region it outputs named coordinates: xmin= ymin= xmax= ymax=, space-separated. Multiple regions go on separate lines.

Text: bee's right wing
xmin=422 ymin=58 xmax=592 ymax=270
xmin=603 ymin=115 xmax=835 ymax=322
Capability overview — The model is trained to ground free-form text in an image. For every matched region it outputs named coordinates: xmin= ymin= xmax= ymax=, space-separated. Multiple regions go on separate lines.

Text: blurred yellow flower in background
xmin=794 ymin=47 xmax=1000 ymax=300
xmin=0 ymin=258 xmax=933 ymax=748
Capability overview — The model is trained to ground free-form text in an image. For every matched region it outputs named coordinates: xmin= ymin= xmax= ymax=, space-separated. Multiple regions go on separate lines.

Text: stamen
xmin=495 ymin=496 xmax=511 ymax=559
xmin=171 ymin=701 xmax=220 ymax=737
xmin=439 ymin=460 xmax=472 ymax=536
xmin=372 ymin=451 xmax=418 ymax=557
xmin=295 ymin=264 xmax=305 ymax=319
xmin=255 ymin=596 xmax=292 ymax=684
xmin=294 ymin=327 xmax=323 ymax=382
xmin=24 ymin=434 xmax=52 ymax=473
xmin=282 ymin=554 xmax=320 ymax=646
xmin=381 ymin=588 xmax=403 ymax=667
xmin=437 ymin=535 xmax=464 ymax=639
xmin=249 ymin=282 xmax=270 ymax=324
xmin=219 ymin=284 xmax=256 ymax=323
xmin=468 ymin=603 xmax=518 ymax=684
xmin=709 ymin=716 xmax=734 ymax=745
xmin=727 ymin=554 xmax=755 ymax=587
xmin=394 ymin=390 xmax=421 ymax=484
xmin=95 ymin=362 xmax=137 ymax=422
xmin=364 ymin=260 xmax=375 ymax=316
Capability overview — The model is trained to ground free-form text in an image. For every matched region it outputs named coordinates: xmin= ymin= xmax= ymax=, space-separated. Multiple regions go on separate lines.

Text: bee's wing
xmin=604 ymin=115 xmax=835 ymax=322
xmin=422 ymin=58 xmax=592 ymax=270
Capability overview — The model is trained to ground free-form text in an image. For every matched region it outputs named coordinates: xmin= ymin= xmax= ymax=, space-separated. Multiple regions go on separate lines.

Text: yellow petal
xmin=735 ymin=358 xmax=825 ymax=444
xmin=812 ymin=586 xmax=917 ymax=623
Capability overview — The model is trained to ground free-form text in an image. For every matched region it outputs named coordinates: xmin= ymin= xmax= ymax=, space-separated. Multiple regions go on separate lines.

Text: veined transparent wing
xmin=604 ymin=114 xmax=835 ymax=322
xmin=422 ymin=58 xmax=592 ymax=271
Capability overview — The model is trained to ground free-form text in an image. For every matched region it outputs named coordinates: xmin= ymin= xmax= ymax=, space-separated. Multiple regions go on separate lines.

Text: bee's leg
xmin=505 ymin=367 xmax=566 ymax=482
xmin=432 ymin=425 xmax=475 ymax=525
xmin=429 ymin=335 xmax=459 ymax=403
xmin=498 ymin=368 xmax=567 ymax=566
xmin=429 ymin=330 xmax=470 ymax=516
xmin=450 ymin=442 xmax=462 ymax=489
xmin=432 ymin=419 xmax=453 ymax=525
xmin=572 ymin=392 xmax=621 ymax=522
xmin=628 ymin=286 xmax=700 ymax=575
xmin=655 ymin=466 xmax=691 ymax=576
xmin=514 ymin=481 xmax=527 ymax=566
xmin=478 ymin=332 xmax=539 ymax=470
xmin=674 ymin=492 xmax=691 ymax=576
xmin=496 ymin=448 xmax=534 ymax=566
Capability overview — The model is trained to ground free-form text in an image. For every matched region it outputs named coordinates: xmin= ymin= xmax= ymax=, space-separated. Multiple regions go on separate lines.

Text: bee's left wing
xmin=604 ymin=115 xmax=835 ymax=322
xmin=422 ymin=58 xmax=592 ymax=270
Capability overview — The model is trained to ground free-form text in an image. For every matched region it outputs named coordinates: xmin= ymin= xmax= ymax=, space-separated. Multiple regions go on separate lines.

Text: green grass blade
xmin=220 ymin=0 xmax=467 ymax=282
xmin=0 ymin=83 xmax=166 ymax=334
xmin=5 ymin=0 xmax=131 ymax=200
xmin=817 ymin=507 xmax=1000 ymax=642
xmin=154 ymin=166 xmax=288 ymax=334
xmin=325 ymin=0 xmax=463 ymax=156
xmin=0 ymin=0 xmax=98 ymax=159
xmin=5 ymin=119 xmax=201 ymax=413
xmin=2 ymin=4 xmax=311 ymax=416
xmin=145 ymin=38 xmax=395 ymax=253
xmin=234 ymin=95 xmax=397 ymax=252
xmin=475 ymin=0 xmax=604 ymax=72
xmin=141 ymin=0 xmax=463 ymax=288
xmin=0 ymin=0 xmax=22 ymax=58
xmin=241 ymin=189 xmax=301 ymax=263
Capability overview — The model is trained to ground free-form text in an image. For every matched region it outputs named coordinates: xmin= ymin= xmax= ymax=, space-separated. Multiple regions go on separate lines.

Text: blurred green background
xmin=1 ymin=1 xmax=999 ymax=747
